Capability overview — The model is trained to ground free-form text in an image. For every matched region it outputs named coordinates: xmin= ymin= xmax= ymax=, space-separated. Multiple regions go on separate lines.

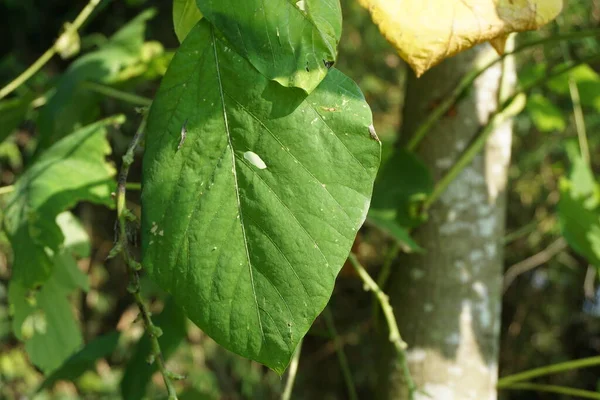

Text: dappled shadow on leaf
xmin=261 ymin=81 xmax=307 ymax=118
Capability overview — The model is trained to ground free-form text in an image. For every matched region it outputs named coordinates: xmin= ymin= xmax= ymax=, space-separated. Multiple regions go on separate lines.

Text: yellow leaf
xmin=358 ymin=0 xmax=563 ymax=77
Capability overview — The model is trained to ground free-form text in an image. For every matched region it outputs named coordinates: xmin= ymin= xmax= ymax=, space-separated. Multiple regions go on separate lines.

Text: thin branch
xmin=348 ymin=253 xmax=416 ymax=399
xmin=82 ymin=81 xmax=152 ymax=107
xmin=0 ymin=0 xmax=103 ymax=100
xmin=497 ymin=356 xmax=600 ymax=386
xmin=406 ymin=28 xmax=600 ymax=151
xmin=584 ymin=265 xmax=596 ymax=300
xmin=323 ymin=308 xmax=358 ymax=400
xmin=116 ymin=114 xmax=178 ymax=400
xmin=500 ymin=383 xmax=600 ymax=399
xmin=503 ymin=238 xmax=567 ymax=293
xmin=423 ymin=52 xmax=600 ymax=211
xmin=281 ymin=340 xmax=302 ymax=400
xmin=0 ymin=181 xmax=141 ymax=197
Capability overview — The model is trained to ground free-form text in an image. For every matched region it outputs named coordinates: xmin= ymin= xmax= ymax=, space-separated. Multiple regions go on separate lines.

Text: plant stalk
xmin=116 ymin=114 xmax=178 ymax=400
xmin=0 ymin=0 xmax=102 ymax=100
xmin=348 ymin=253 xmax=416 ymax=400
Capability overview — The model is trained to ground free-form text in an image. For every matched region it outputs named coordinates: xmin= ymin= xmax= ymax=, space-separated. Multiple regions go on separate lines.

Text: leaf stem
xmin=82 ymin=81 xmax=152 ymax=107
xmin=116 ymin=114 xmax=178 ymax=400
xmin=322 ymin=308 xmax=358 ymax=400
xmin=406 ymin=28 xmax=600 ymax=152
xmin=281 ymin=339 xmax=302 ymax=400
xmin=423 ymin=52 xmax=600 ymax=211
xmin=497 ymin=356 xmax=600 ymax=387
xmin=0 ymin=0 xmax=103 ymax=100
xmin=348 ymin=253 xmax=416 ymax=400
xmin=499 ymin=383 xmax=600 ymax=399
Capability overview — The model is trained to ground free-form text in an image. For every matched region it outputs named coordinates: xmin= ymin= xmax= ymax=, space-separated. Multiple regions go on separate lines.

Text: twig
xmin=322 ymin=308 xmax=358 ymax=400
xmin=503 ymin=238 xmax=567 ymax=293
xmin=406 ymin=28 xmax=600 ymax=151
xmin=0 ymin=0 xmax=103 ymax=100
xmin=423 ymin=52 xmax=600 ymax=211
xmin=584 ymin=266 xmax=596 ymax=300
xmin=372 ymin=244 xmax=400 ymax=327
xmin=499 ymin=383 xmax=600 ymax=399
xmin=0 ymin=181 xmax=142 ymax=197
xmin=82 ymin=81 xmax=152 ymax=107
xmin=497 ymin=355 xmax=600 ymax=386
xmin=116 ymin=114 xmax=179 ymax=400
xmin=348 ymin=254 xmax=416 ymax=399
xmin=281 ymin=340 xmax=302 ymax=400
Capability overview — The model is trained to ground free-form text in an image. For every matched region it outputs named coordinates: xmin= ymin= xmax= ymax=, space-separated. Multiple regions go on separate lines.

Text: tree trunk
xmin=379 ymin=44 xmax=515 ymax=400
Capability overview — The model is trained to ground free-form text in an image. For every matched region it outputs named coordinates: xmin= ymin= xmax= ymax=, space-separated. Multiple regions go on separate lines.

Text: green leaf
xmin=366 ymin=209 xmax=422 ymax=253
xmin=174 ymin=0 xmax=203 ymax=43
xmin=558 ymin=145 xmax=600 ymax=268
xmin=37 ymin=331 xmax=120 ymax=392
xmin=0 ymin=93 xmax=33 ymax=144
xmin=546 ymin=64 xmax=600 ymax=112
xmin=3 ymin=117 xmax=119 ymax=289
xmin=142 ymin=21 xmax=379 ymax=372
xmin=120 ymin=299 xmax=187 ymax=400
xmin=526 ymin=93 xmax=566 ymax=133
xmin=196 ymin=0 xmax=342 ymax=93
xmin=371 ymin=148 xmax=433 ymax=228
xmin=9 ymin=271 xmax=83 ymax=373
xmin=36 ymin=10 xmax=155 ymax=151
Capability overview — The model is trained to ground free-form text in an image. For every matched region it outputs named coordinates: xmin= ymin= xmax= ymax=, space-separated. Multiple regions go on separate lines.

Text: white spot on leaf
xmin=244 ymin=151 xmax=267 ymax=170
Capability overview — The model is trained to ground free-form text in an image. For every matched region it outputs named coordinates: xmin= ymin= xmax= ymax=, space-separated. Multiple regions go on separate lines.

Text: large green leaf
xmin=37 ymin=331 xmax=120 ymax=392
xmin=196 ymin=0 xmax=342 ymax=93
xmin=120 ymin=299 xmax=187 ymax=400
xmin=36 ymin=10 xmax=155 ymax=151
xmin=174 ymin=0 xmax=203 ymax=43
xmin=142 ymin=21 xmax=380 ymax=372
xmin=558 ymin=144 xmax=600 ymax=268
xmin=3 ymin=117 xmax=118 ymax=289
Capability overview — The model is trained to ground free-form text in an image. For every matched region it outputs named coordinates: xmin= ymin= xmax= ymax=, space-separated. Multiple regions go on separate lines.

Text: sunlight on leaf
xmin=358 ymin=0 xmax=563 ymax=76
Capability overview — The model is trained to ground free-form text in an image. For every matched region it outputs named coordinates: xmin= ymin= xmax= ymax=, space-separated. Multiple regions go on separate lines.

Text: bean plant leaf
xmin=357 ymin=0 xmax=563 ymax=77
xmin=196 ymin=0 xmax=342 ymax=93
xmin=558 ymin=144 xmax=600 ymax=268
xmin=120 ymin=299 xmax=187 ymax=400
xmin=37 ymin=331 xmax=120 ymax=392
xmin=174 ymin=0 xmax=203 ymax=43
xmin=3 ymin=117 xmax=119 ymax=289
xmin=142 ymin=21 xmax=380 ymax=372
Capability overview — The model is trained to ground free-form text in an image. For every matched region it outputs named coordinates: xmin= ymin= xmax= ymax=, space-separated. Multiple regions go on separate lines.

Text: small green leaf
xmin=173 ymin=0 xmax=203 ymax=43
xmin=142 ymin=21 xmax=379 ymax=372
xmin=526 ymin=93 xmax=566 ymax=133
xmin=371 ymin=148 xmax=433 ymax=228
xmin=366 ymin=209 xmax=422 ymax=253
xmin=120 ymin=299 xmax=187 ymax=400
xmin=4 ymin=117 xmax=119 ymax=289
xmin=558 ymin=145 xmax=600 ymax=268
xmin=196 ymin=0 xmax=342 ymax=93
xmin=546 ymin=64 xmax=600 ymax=112
xmin=37 ymin=332 xmax=120 ymax=392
